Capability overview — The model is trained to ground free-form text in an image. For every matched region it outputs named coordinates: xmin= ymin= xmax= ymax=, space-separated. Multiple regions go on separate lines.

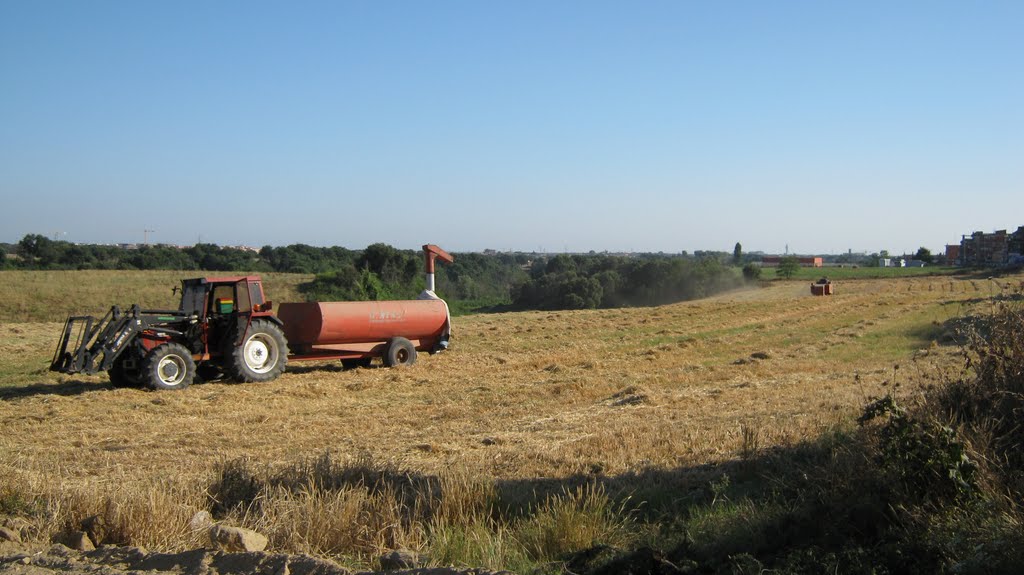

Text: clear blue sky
xmin=2 ymin=1 xmax=1021 ymax=255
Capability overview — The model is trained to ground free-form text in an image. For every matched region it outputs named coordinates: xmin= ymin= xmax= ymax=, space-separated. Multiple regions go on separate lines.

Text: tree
xmin=914 ymin=247 xmax=934 ymax=264
xmin=777 ymin=256 xmax=800 ymax=279
xmin=357 ymin=243 xmax=419 ymax=293
xmin=742 ymin=263 xmax=761 ymax=281
xmin=545 ymin=254 xmax=577 ymax=275
xmin=17 ymin=234 xmax=73 ymax=268
xmin=733 ymin=242 xmax=743 ymax=265
xmin=360 ymin=269 xmax=390 ymax=300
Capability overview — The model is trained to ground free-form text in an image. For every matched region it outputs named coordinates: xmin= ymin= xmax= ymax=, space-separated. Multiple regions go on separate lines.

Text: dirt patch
xmin=0 ymin=544 xmax=509 ymax=575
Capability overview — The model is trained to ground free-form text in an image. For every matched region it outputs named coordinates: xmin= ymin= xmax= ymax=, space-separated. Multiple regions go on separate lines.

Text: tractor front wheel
xmin=225 ymin=319 xmax=288 ymax=383
xmin=142 ymin=343 xmax=196 ymax=391
xmin=383 ymin=337 xmax=417 ymax=368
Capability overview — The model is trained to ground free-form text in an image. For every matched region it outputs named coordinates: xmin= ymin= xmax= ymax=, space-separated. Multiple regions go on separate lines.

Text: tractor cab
xmin=178 ymin=276 xmax=273 ymax=355
xmin=179 ymin=276 xmax=267 ymax=316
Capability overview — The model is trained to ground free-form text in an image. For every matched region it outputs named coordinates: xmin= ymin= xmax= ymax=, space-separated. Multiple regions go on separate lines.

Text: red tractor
xmin=810 ymin=277 xmax=834 ymax=296
xmin=51 ymin=245 xmax=453 ymax=390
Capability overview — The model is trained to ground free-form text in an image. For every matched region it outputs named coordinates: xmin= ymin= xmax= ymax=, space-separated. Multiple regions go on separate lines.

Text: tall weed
xmin=514 ymin=483 xmax=631 ymax=561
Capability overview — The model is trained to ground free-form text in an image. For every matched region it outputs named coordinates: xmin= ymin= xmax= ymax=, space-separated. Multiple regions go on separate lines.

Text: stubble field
xmin=0 ymin=270 xmax=1018 ymax=570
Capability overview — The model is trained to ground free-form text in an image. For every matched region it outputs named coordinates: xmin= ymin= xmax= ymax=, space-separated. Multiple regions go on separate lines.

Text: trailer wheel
xmin=225 ymin=318 xmax=288 ymax=383
xmin=384 ymin=337 xmax=417 ymax=368
xmin=109 ymin=353 xmax=143 ymax=388
xmin=142 ymin=343 xmax=195 ymax=391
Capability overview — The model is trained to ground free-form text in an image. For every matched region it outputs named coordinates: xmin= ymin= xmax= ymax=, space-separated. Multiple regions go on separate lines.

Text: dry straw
xmin=0 ymin=270 xmax=1018 ymax=567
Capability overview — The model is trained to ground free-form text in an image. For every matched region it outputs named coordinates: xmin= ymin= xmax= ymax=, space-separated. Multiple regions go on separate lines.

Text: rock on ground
xmin=208 ymin=525 xmax=269 ymax=553
xmin=379 ymin=549 xmax=419 ymax=570
xmin=48 ymin=533 xmax=92 ymax=553
xmin=190 ymin=511 xmax=214 ymax=533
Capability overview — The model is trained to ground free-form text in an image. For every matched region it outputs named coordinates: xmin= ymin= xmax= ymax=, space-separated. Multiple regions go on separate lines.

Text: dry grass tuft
xmin=515 ymin=483 xmax=631 ymax=561
xmin=53 ymin=480 xmax=206 ymax=550
xmin=256 ymin=480 xmax=426 ymax=559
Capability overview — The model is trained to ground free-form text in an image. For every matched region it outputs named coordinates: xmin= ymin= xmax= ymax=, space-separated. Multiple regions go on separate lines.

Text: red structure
xmin=422 ymin=244 xmax=454 ymax=292
xmin=959 ymin=230 xmax=1012 ymax=266
xmin=762 ymin=256 xmax=823 ymax=268
xmin=810 ymin=278 xmax=834 ymax=296
xmin=278 ymin=299 xmax=450 ymax=357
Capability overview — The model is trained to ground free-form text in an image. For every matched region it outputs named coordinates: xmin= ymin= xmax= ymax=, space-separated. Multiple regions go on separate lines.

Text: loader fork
xmin=51 ymin=305 xmax=145 ymax=375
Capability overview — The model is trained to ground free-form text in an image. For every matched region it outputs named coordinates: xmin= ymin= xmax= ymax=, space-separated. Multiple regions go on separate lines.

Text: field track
xmin=2 ymin=272 xmax=1018 ymax=495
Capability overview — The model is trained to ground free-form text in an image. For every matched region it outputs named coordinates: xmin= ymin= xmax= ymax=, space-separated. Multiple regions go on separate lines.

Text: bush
xmin=859 ymin=394 xmax=977 ymax=504
xmin=776 ymin=257 xmax=800 ymax=279
xmin=936 ymin=298 xmax=1024 ymax=492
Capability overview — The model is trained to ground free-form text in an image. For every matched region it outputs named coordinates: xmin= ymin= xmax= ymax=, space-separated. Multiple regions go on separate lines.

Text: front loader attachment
xmin=50 ymin=306 xmax=144 ymax=375
xmin=51 ymin=314 xmax=96 ymax=374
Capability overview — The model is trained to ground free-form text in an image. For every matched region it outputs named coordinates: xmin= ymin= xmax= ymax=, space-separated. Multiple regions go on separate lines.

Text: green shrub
xmin=859 ymin=393 xmax=978 ymax=504
xmin=939 ymin=299 xmax=1024 ymax=480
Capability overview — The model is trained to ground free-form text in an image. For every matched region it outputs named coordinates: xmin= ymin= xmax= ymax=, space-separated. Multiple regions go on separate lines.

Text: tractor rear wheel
xmin=142 ymin=343 xmax=195 ymax=391
xmin=383 ymin=337 xmax=417 ymax=368
xmin=225 ymin=319 xmax=288 ymax=383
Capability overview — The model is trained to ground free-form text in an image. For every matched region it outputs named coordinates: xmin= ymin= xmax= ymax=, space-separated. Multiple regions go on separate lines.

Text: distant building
xmin=960 ymin=229 xmax=1009 ymax=266
xmin=952 ymin=226 xmax=1024 ymax=266
xmin=761 ymin=256 xmax=822 ymax=268
xmin=945 ymin=244 xmax=960 ymax=263
xmin=1010 ymin=226 xmax=1024 ymax=262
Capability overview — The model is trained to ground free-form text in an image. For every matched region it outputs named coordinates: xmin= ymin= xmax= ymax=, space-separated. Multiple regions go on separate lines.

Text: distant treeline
xmin=514 ymin=254 xmax=743 ymax=309
xmin=2 ymin=234 xmax=747 ymax=311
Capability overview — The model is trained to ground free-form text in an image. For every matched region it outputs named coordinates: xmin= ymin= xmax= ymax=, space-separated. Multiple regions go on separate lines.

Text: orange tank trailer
xmin=277 ymin=244 xmax=454 ymax=367
xmin=278 ymin=299 xmax=450 ymax=357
